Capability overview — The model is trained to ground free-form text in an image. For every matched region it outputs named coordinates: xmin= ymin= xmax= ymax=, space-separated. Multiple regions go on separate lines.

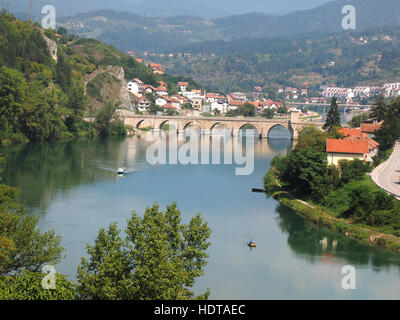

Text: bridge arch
xmin=209 ymin=122 xmax=233 ymax=132
xmin=267 ymin=123 xmax=293 ymax=140
xmin=238 ymin=123 xmax=262 ymax=136
xmin=135 ymin=119 xmax=153 ymax=130
xmin=156 ymin=119 xmax=180 ymax=131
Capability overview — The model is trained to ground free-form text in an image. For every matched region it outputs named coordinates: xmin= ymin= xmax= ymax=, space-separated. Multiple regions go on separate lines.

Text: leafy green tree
xmin=0 ymin=160 xmax=64 ymax=276
xmin=148 ymin=104 xmax=162 ymax=115
xmin=64 ymin=81 xmax=88 ymax=132
xmin=19 ymin=81 xmax=66 ymax=141
xmin=283 ymin=147 xmax=330 ymax=200
xmin=348 ymin=114 xmax=370 ymax=128
xmin=262 ymin=108 xmax=275 ymax=119
xmin=370 ymin=95 xmax=388 ymax=122
xmin=0 ymin=271 xmax=77 ymax=300
xmin=323 ymin=97 xmax=341 ymax=132
xmin=373 ymin=97 xmax=400 ymax=151
xmin=95 ymin=100 xmax=121 ymax=136
xmin=339 ymin=159 xmax=371 ymax=185
xmin=0 ymin=66 xmax=26 ymax=144
xmin=77 ymin=203 xmax=211 ymax=300
xmin=239 ymin=103 xmax=256 ymax=117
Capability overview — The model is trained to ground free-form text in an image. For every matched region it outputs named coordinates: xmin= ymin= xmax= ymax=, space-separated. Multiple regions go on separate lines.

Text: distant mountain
xmin=152 ymin=26 xmax=400 ymax=93
xmin=54 ymin=0 xmax=400 ymax=53
xmin=8 ymin=0 xmax=331 ymax=19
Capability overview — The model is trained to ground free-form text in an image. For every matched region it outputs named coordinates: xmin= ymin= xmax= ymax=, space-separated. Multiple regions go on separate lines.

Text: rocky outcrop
xmin=41 ymin=31 xmax=58 ymax=61
xmin=83 ymin=66 xmax=133 ymax=110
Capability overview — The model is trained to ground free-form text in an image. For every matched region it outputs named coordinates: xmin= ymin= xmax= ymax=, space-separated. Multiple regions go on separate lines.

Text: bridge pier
xmin=232 ymin=129 xmax=240 ymax=137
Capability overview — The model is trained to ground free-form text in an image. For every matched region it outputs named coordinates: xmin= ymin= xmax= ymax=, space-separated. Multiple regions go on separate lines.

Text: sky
xmin=8 ymin=0 xmax=334 ymax=19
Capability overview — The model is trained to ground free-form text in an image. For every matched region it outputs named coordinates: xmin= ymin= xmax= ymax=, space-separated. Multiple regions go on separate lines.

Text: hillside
xmin=55 ymin=0 xmax=400 ymax=52
xmin=0 ymin=13 xmax=200 ymax=146
xmin=148 ymin=26 xmax=400 ymax=93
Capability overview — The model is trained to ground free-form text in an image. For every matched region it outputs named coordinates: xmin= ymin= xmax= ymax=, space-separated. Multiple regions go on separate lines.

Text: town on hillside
xmin=128 ymin=57 xmax=400 ymax=116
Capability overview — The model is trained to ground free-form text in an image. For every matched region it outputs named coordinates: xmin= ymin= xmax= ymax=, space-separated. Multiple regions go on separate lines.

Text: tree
xmin=323 ymin=97 xmax=341 ymax=132
xmin=262 ymin=108 xmax=275 ymax=119
xmin=95 ymin=100 xmax=121 ymax=136
xmin=239 ymin=103 xmax=256 ymax=117
xmin=64 ymin=81 xmax=88 ymax=132
xmin=0 ymin=66 xmax=26 ymax=144
xmin=148 ymin=104 xmax=162 ymax=115
xmin=0 ymin=271 xmax=77 ymax=300
xmin=339 ymin=159 xmax=371 ymax=185
xmin=77 ymin=203 xmax=211 ymax=300
xmin=348 ymin=114 xmax=370 ymax=128
xmin=373 ymin=97 xmax=400 ymax=151
xmin=370 ymin=95 xmax=387 ymax=122
xmin=0 ymin=159 xmax=64 ymax=276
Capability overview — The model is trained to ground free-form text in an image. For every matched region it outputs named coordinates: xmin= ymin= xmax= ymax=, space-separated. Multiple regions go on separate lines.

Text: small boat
xmin=248 ymin=241 xmax=257 ymax=248
xmin=117 ymin=168 xmax=125 ymax=175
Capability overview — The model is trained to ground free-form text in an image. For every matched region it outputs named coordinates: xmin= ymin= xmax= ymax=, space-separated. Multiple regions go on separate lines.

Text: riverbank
xmin=268 ymin=187 xmax=400 ymax=253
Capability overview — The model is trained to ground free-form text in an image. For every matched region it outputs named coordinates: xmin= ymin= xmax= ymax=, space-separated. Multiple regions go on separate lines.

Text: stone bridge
xmin=117 ymin=110 xmax=325 ymax=140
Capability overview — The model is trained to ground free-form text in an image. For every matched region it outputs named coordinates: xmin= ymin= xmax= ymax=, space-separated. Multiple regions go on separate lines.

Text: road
xmin=371 ymin=143 xmax=400 ymax=199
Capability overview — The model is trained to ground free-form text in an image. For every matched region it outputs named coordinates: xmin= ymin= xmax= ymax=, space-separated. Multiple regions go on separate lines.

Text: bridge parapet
xmin=117 ymin=109 xmax=325 ymax=140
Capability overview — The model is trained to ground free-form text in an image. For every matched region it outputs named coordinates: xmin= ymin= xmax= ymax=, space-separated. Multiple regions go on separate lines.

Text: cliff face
xmin=84 ymin=66 xmax=132 ymax=111
xmin=41 ymin=31 xmax=58 ymax=61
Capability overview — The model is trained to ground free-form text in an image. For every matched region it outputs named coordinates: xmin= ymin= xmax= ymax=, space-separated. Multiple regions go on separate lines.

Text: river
xmin=1 ymin=125 xmax=400 ymax=300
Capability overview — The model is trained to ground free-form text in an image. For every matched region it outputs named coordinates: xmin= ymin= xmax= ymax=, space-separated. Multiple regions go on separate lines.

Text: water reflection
xmin=275 ymin=203 xmax=400 ymax=271
xmin=1 ymin=127 xmax=400 ymax=298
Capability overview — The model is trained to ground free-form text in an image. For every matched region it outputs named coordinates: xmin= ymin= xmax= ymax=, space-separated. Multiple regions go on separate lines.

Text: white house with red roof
xmin=177 ymin=81 xmax=189 ymax=92
xmin=326 ymin=128 xmax=380 ymax=165
xmin=135 ymin=97 xmax=151 ymax=112
xmin=127 ymin=78 xmax=144 ymax=97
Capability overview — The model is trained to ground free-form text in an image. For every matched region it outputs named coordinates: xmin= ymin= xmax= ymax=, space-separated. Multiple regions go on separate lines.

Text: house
xmin=301 ymin=89 xmax=308 ymax=96
xmin=136 ymin=97 xmax=151 ymax=112
xmin=360 ymin=122 xmax=383 ymax=138
xmin=149 ymin=63 xmax=165 ymax=75
xmin=155 ymin=86 xmax=168 ymax=96
xmin=326 ymin=135 xmax=380 ymax=165
xmin=228 ymin=99 xmax=243 ymax=111
xmin=171 ymin=94 xmax=189 ymax=105
xmin=190 ymin=97 xmax=203 ymax=110
xmin=182 ymin=89 xmax=204 ymax=100
xmin=177 ymin=81 xmax=189 ymax=92
xmin=156 ymin=97 xmax=181 ymax=109
xmin=210 ymin=101 xmax=229 ymax=114
xmin=144 ymin=84 xmax=156 ymax=95
xmin=162 ymin=103 xmax=177 ymax=112
xmin=205 ymin=93 xmax=226 ymax=104
xmin=127 ymin=78 xmax=144 ymax=96
xmin=227 ymin=92 xmax=247 ymax=103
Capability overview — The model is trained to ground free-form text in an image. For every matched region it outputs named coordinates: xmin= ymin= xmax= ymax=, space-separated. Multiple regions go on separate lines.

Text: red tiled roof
xmin=229 ymin=100 xmax=243 ymax=106
xmin=178 ymin=82 xmax=189 ymax=86
xmin=361 ymin=122 xmax=383 ymax=133
xmin=162 ymin=103 xmax=177 ymax=109
xmin=326 ymin=139 xmax=369 ymax=154
xmin=338 ymin=128 xmax=362 ymax=137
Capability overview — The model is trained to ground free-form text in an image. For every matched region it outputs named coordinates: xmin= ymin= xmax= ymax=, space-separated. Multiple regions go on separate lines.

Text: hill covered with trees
xmin=55 ymin=0 xmax=400 ymax=52
xmin=154 ymin=26 xmax=400 ymax=92
xmin=0 ymin=12 xmax=200 ymax=146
